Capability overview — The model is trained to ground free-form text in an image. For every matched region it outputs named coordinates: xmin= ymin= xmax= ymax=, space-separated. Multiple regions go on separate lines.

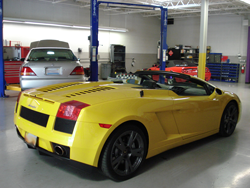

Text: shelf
xmin=207 ymin=63 xmax=239 ymax=82
xmin=110 ymin=44 xmax=126 ymax=75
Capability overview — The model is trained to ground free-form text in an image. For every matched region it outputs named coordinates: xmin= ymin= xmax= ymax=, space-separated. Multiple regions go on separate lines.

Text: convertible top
xmin=135 ymin=70 xmax=191 ymax=80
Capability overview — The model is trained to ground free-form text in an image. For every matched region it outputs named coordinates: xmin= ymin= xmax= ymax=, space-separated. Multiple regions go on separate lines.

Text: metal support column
xmin=90 ymin=0 xmax=99 ymax=81
xmin=245 ymin=26 xmax=250 ymax=83
xmin=198 ymin=0 xmax=209 ymax=80
xmin=159 ymin=8 xmax=168 ymax=83
xmin=0 ymin=0 xmax=5 ymax=97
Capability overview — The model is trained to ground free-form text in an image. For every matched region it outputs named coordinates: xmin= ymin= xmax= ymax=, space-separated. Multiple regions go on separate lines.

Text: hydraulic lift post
xmin=89 ymin=0 xmax=168 ymax=81
xmin=159 ymin=7 xmax=168 ymax=83
xmin=0 ymin=0 xmax=5 ymax=97
xmin=89 ymin=0 xmax=99 ymax=81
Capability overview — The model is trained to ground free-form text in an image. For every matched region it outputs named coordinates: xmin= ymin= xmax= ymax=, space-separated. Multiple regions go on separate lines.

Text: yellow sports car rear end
xmin=14 ymin=82 xmax=131 ymax=165
xmin=14 ymin=71 xmax=241 ymax=181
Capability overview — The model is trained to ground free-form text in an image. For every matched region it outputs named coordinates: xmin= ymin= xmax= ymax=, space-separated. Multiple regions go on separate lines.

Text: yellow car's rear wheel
xmin=101 ymin=124 xmax=147 ymax=181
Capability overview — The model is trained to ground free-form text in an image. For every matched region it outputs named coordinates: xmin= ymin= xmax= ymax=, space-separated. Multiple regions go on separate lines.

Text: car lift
xmin=89 ymin=1 xmax=168 ymax=82
xmin=0 ymin=0 xmax=6 ymax=97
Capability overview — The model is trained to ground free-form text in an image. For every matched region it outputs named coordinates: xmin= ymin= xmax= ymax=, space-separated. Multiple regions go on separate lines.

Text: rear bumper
xmin=20 ymin=77 xmax=85 ymax=90
xmin=15 ymin=126 xmax=96 ymax=171
xmin=14 ymin=111 xmax=109 ymax=167
xmin=16 ymin=125 xmax=70 ymax=160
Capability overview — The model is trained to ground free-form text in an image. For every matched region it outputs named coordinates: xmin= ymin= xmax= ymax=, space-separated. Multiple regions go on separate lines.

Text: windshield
xmin=117 ymin=71 xmax=214 ymax=96
xmin=27 ymin=49 xmax=77 ymax=61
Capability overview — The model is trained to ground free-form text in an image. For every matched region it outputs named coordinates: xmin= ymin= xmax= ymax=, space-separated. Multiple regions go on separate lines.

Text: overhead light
xmin=240 ymin=0 xmax=250 ymax=4
xmin=72 ymin=25 xmax=90 ymax=29
xmin=24 ymin=21 xmax=72 ymax=28
xmin=3 ymin=19 xmax=128 ymax=33
xmin=98 ymin=27 xmax=128 ymax=32
xmin=166 ymin=4 xmax=200 ymax=9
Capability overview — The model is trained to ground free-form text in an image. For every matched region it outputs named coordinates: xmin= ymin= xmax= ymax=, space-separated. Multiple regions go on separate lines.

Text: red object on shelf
xmin=221 ymin=56 xmax=228 ymax=62
xmin=4 ymin=61 xmax=23 ymax=84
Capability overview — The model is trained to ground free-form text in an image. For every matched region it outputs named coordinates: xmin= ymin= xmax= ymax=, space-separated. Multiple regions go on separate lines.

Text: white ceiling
xmin=38 ymin=0 xmax=250 ymax=18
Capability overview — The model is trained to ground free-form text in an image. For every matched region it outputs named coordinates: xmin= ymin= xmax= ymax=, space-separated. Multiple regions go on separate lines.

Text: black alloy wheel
xmin=219 ymin=101 xmax=238 ymax=137
xmin=101 ymin=125 xmax=147 ymax=181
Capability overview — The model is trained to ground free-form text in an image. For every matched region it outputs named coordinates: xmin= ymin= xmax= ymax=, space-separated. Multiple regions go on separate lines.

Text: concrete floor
xmin=0 ymin=81 xmax=250 ymax=188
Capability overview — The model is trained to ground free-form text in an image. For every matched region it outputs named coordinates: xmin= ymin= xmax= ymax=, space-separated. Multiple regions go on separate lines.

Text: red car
xmin=149 ymin=60 xmax=211 ymax=81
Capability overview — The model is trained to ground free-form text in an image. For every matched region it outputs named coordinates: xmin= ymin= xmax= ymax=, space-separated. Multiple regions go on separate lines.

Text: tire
xmin=100 ymin=124 xmax=147 ymax=181
xmin=219 ymin=101 xmax=238 ymax=137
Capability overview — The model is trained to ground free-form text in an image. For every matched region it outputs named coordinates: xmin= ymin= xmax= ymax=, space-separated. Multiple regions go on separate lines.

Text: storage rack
xmin=180 ymin=48 xmax=199 ymax=63
xmin=110 ymin=44 xmax=126 ymax=76
xmin=206 ymin=63 xmax=240 ymax=82
xmin=167 ymin=46 xmax=211 ymax=64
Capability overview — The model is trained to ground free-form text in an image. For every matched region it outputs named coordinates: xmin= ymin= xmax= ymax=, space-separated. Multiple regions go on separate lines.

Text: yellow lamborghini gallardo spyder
xmin=14 ymin=71 xmax=241 ymax=181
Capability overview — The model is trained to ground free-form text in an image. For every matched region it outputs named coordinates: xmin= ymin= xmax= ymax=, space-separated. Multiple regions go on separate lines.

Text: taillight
xmin=21 ymin=67 xmax=36 ymax=76
xmin=56 ymin=100 xmax=90 ymax=121
xmin=70 ymin=66 xmax=85 ymax=75
xmin=182 ymin=68 xmax=197 ymax=74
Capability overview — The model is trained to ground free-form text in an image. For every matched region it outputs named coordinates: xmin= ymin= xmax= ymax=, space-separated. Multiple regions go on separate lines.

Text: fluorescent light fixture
xmin=24 ymin=21 xmax=72 ymax=28
xmin=72 ymin=25 xmax=89 ymax=29
xmin=167 ymin=4 xmax=200 ymax=9
xmin=99 ymin=27 xmax=128 ymax=32
xmin=3 ymin=20 xmax=23 ymax=24
xmin=3 ymin=19 xmax=128 ymax=32
xmin=240 ymin=0 xmax=250 ymax=4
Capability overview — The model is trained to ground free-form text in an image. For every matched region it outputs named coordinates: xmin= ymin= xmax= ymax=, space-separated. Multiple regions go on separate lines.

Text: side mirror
xmin=215 ymin=88 xmax=223 ymax=95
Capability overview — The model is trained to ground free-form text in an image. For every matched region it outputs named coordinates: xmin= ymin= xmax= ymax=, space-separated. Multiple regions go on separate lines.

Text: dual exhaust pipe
xmin=52 ymin=143 xmax=69 ymax=158
xmin=54 ymin=145 xmax=65 ymax=156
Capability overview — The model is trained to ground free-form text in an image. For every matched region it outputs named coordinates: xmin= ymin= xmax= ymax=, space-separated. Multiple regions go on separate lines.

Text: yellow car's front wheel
xmin=100 ymin=124 xmax=147 ymax=181
xmin=219 ymin=101 xmax=238 ymax=137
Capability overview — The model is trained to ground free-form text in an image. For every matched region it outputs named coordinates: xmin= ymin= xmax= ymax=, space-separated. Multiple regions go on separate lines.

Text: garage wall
xmin=3 ymin=0 xmax=160 ymax=73
xmin=167 ymin=14 xmax=248 ymax=83
xmin=3 ymin=0 xmax=249 ymax=81
xmin=167 ymin=15 xmax=248 ymax=60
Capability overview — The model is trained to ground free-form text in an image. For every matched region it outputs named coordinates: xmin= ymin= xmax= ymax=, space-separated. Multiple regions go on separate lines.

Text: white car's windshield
xmin=27 ymin=49 xmax=78 ymax=62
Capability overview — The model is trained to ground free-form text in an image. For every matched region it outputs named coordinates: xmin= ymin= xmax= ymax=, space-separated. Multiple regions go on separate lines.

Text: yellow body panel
xmin=14 ymin=81 xmax=241 ymax=167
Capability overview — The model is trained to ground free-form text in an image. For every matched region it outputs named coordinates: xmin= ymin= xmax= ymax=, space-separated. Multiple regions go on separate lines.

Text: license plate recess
xmin=25 ymin=132 xmax=37 ymax=148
